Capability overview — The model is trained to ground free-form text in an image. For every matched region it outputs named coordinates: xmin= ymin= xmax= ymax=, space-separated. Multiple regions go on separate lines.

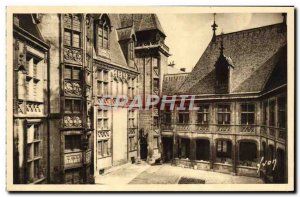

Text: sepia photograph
xmin=6 ymin=6 xmax=294 ymax=192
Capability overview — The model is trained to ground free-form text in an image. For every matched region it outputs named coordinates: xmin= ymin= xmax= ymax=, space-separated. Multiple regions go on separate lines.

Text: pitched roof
xmin=93 ymin=14 xmax=130 ymax=70
xmin=116 ymin=26 xmax=136 ymax=41
xmin=177 ymin=23 xmax=287 ymax=95
xmin=163 ymin=73 xmax=190 ymax=95
xmin=118 ymin=14 xmax=166 ymax=36
xmin=14 ymin=14 xmax=46 ymax=43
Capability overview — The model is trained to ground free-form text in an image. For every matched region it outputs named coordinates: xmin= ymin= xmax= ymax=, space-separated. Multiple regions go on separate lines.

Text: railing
xmin=160 ymin=123 xmax=287 ymax=143
xmin=16 ymin=100 xmax=44 ymax=115
xmin=161 ymin=124 xmax=174 ymax=131
xmin=135 ymin=40 xmax=169 ymax=52
xmin=64 ymin=151 xmax=83 ymax=169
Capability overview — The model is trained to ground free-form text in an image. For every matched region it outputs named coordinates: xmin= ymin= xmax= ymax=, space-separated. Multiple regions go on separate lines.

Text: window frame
xmin=217 ymin=104 xmax=231 ymax=125
xmin=63 ymin=14 xmax=82 ymax=48
xmin=197 ymin=104 xmax=210 ymax=124
xmin=240 ymin=103 xmax=255 ymax=125
xmin=177 ymin=109 xmax=190 ymax=124
xmin=64 ymin=134 xmax=82 ymax=153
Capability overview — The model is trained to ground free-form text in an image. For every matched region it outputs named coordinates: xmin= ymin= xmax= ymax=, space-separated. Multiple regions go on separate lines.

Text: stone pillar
xmin=210 ymin=138 xmax=215 ymax=170
xmin=232 ymin=139 xmax=237 ymax=175
xmin=190 ymin=138 xmax=196 ymax=161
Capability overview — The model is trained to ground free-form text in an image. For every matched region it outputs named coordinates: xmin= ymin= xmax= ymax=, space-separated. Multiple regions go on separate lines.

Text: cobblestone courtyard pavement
xmin=95 ymin=163 xmax=264 ymax=184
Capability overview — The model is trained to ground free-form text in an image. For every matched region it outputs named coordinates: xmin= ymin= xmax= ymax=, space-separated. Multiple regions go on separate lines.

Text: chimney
xmin=180 ymin=68 xmax=186 ymax=72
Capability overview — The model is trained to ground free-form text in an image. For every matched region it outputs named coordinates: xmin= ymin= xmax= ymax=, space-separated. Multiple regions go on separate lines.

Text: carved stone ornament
xmin=64 ymin=48 xmax=82 ymax=64
xmin=64 ymin=81 xmax=82 ymax=96
xmin=64 ymin=116 xmax=82 ymax=128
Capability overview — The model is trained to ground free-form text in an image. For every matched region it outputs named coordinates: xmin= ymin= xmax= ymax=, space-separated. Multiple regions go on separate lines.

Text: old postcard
xmin=6 ymin=6 xmax=294 ymax=192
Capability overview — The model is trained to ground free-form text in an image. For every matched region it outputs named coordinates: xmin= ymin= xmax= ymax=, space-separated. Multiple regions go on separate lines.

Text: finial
xmin=211 ymin=13 xmax=218 ymax=42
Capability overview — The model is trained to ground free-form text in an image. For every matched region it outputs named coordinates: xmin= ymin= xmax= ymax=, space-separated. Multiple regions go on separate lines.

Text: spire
xmin=211 ymin=13 xmax=218 ymax=42
xmin=219 ymin=31 xmax=224 ymax=54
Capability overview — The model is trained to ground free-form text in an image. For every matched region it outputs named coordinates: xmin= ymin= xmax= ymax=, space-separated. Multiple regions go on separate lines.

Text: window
xmin=128 ymin=78 xmax=135 ymax=99
xmin=197 ymin=105 xmax=209 ymax=124
xmin=153 ymin=116 xmax=159 ymax=128
xmin=216 ymin=140 xmax=232 ymax=163
xmin=278 ymin=97 xmax=286 ymax=128
xmin=129 ymin=136 xmax=136 ymax=151
xmin=65 ymin=135 xmax=81 ymax=152
xmin=153 ymin=78 xmax=159 ymax=91
xmin=128 ymin=110 xmax=135 ymax=128
xmin=217 ymin=104 xmax=230 ymax=124
xmin=163 ymin=111 xmax=172 ymax=124
xmin=239 ymin=141 xmax=257 ymax=167
xmin=95 ymin=16 xmax=110 ymax=51
xmin=262 ymin=101 xmax=268 ymax=125
xmin=97 ymin=140 xmax=110 ymax=158
xmin=129 ymin=41 xmax=134 ymax=60
xmin=64 ymin=66 xmax=81 ymax=80
xmin=180 ymin=138 xmax=190 ymax=159
xmin=269 ymin=100 xmax=276 ymax=127
xmin=26 ymin=124 xmax=43 ymax=183
xmin=178 ymin=110 xmax=189 ymax=124
xmin=63 ymin=14 xmax=81 ymax=48
xmin=65 ymin=169 xmax=82 ymax=184
xmin=153 ymin=137 xmax=159 ymax=149
xmin=241 ymin=103 xmax=255 ymax=125
xmin=65 ymin=99 xmax=81 ymax=113
xmin=98 ymin=109 xmax=109 ymax=130
xmin=97 ymin=69 xmax=109 ymax=96
xmin=196 ymin=139 xmax=210 ymax=161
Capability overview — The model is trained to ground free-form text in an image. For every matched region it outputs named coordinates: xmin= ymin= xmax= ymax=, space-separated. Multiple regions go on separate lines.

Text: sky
xmin=157 ymin=13 xmax=283 ymax=72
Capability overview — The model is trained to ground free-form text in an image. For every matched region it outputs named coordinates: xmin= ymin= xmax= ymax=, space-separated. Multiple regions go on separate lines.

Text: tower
xmin=133 ymin=14 xmax=170 ymax=161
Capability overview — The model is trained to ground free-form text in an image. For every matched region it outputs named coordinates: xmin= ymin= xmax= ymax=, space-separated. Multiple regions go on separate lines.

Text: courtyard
xmin=95 ymin=163 xmax=264 ymax=184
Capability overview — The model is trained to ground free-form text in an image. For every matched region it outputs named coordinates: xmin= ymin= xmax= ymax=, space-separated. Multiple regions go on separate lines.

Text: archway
xmin=238 ymin=141 xmax=258 ymax=167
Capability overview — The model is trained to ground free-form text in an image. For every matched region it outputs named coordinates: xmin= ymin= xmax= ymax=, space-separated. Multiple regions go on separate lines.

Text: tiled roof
xmin=116 ymin=26 xmax=136 ymax=41
xmin=177 ymin=23 xmax=287 ymax=95
xmin=118 ymin=14 xmax=166 ymax=36
xmin=163 ymin=73 xmax=189 ymax=95
xmin=93 ymin=14 xmax=131 ymax=71
xmin=14 ymin=14 xmax=45 ymax=43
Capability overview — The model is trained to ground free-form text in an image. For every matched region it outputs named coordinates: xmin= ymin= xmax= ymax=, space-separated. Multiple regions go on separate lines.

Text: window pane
xmin=73 ymin=33 xmax=80 ymax=48
xmin=103 ymin=28 xmax=108 ymax=39
xmin=241 ymin=113 xmax=247 ymax=124
xmin=218 ymin=113 xmax=223 ymax=124
xmin=72 ymin=15 xmax=81 ymax=31
xmin=103 ymin=39 xmax=108 ymax=49
xmin=65 ymin=99 xmax=72 ymax=112
xmin=64 ymin=31 xmax=71 ymax=46
xmin=98 ymin=26 xmax=103 ymax=37
xmin=73 ymin=67 xmax=80 ymax=80
xmin=248 ymin=113 xmax=254 ymax=124
xmin=73 ymin=100 xmax=81 ymax=112
xmin=34 ymin=143 xmax=40 ymax=157
xmin=34 ymin=125 xmax=40 ymax=140
xmin=65 ymin=66 xmax=72 ymax=79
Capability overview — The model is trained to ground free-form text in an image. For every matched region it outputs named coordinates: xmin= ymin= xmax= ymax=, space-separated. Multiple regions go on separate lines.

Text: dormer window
xmin=129 ymin=39 xmax=135 ymax=60
xmin=63 ymin=14 xmax=82 ymax=48
xmin=95 ymin=15 xmax=111 ymax=52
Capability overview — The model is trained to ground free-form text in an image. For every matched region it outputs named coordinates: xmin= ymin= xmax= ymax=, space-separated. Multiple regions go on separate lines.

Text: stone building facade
xmin=161 ymin=20 xmax=287 ymax=183
xmin=12 ymin=13 xmax=169 ymax=184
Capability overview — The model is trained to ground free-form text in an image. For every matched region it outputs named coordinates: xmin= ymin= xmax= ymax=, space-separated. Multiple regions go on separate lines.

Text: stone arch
xmin=237 ymin=139 xmax=258 ymax=167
